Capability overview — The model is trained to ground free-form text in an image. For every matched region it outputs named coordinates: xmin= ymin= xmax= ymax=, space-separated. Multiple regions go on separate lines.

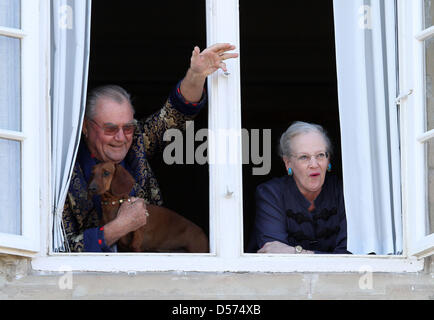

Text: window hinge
xmin=225 ymin=186 xmax=234 ymax=199
xmin=395 ymin=89 xmax=413 ymax=105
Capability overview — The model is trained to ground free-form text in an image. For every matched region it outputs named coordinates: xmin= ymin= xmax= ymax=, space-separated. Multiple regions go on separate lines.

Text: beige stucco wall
xmin=0 ymin=255 xmax=433 ymax=300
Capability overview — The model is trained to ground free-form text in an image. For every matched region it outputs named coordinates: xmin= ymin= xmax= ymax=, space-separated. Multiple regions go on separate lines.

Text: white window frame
xmin=31 ymin=0 xmax=431 ymax=273
xmin=0 ymin=0 xmax=42 ymax=257
xmin=398 ymin=0 xmax=434 ymax=258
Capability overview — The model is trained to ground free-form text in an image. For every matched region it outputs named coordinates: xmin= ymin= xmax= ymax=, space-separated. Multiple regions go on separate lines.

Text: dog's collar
xmin=101 ymin=198 xmax=131 ymax=206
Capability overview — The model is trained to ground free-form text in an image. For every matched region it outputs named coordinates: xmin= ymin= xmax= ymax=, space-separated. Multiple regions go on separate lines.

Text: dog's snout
xmin=88 ymin=182 xmax=98 ymax=194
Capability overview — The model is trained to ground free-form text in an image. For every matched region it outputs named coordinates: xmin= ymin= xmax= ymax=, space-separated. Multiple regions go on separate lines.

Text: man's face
xmin=83 ymin=97 xmax=135 ymax=163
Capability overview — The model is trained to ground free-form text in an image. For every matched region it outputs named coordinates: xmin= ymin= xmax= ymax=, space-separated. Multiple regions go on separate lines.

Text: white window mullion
xmin=20 ymin=0 xmax=41 ymax=253
xmin=0 ymin=129 xmax=26 ymax=142
xmin=410 ymin=0 xmax=428 ymax=254
xmin=206 ymin=0 xmax=243 ymax=259
xmin=0 ymin=26 xmax=26 ymax=39
xmin=415 ymin=25 xmax=434 ymax=41
xmin=417 ymin=128 xmax=434 ymax=143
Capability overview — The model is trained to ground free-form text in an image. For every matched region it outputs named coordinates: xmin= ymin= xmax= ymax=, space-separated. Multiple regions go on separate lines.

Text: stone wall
xmin=0 ymin=254 xmax=433 ymax=300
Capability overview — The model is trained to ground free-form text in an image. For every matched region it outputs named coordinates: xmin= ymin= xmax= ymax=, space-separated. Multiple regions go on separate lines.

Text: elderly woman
xmin=249 ymin=121 xmax=350 ymax=254
xmin=63 ymin=43 xmax=238 ymax=252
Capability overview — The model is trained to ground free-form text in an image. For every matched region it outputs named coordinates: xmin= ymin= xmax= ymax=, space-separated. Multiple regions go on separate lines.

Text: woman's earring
xmin=288 ymin=168 xmax=293 ymax=176
xmin=327 ymin=163 xmax=332 ymax=172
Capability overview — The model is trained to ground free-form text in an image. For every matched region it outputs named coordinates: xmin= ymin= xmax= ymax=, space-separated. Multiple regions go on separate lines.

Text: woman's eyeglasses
xmin=291 ymin=152 xmax=329 ymax=164
xmin=88 ymin=119 xmax=137 ymax=136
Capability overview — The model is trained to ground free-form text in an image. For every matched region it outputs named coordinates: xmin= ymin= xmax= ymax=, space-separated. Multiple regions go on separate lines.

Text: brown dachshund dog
xmin=88 ymin=162 xmax=209 ymax=253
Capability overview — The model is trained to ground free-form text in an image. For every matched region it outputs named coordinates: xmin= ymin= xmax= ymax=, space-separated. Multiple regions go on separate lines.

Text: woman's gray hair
xmin=85 ymin=85 xmax=135 ymax=120
xmin=279 ymin=121 xmax=333 ymax=159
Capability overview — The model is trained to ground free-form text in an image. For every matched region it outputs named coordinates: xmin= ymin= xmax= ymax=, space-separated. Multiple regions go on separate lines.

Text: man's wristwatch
xmin=295 ymin=245 xmax=303 ymax=254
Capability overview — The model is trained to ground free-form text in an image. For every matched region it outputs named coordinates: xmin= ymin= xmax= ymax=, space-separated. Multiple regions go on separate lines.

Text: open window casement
xmin=29 ymin=0 xmax=430 ymax=273
xmin=398 ymin=0 xmax=434 ymax=259
xmin=0 ymin=0 xmax=41 ymax=257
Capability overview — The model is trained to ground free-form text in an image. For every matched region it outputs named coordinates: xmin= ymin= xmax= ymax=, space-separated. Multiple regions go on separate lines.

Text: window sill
xmin=31 ymin=252 xmax=424 ymax=273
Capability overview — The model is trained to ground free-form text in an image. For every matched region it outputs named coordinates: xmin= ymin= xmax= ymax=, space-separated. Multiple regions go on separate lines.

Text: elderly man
xmin=63 ymin=43 xmax=238 ymax=252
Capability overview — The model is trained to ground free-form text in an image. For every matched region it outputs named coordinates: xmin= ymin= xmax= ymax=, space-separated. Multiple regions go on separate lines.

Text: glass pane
xmin=425 ymin=0 xmax=433 ymax=28
xmin=428 ymin=139 xmax=434 ymax=236
xmin=0 ymin=35 xmax=21 ymax=131
xmin=0 ymin=0 xmax=20 ymax=29
xmin=426 ymin=37 xmax=434 ymax=131
xmin=0 ymin=139 xmax=21 ymax=235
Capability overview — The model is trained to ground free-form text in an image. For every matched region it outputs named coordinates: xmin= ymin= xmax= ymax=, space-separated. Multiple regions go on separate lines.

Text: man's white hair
xmin=85 ymin=85 xmax=135 ymax=120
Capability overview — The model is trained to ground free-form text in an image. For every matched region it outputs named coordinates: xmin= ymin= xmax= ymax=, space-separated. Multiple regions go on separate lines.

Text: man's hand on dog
xmin=103 ymin=197 xmax=148 ymax=247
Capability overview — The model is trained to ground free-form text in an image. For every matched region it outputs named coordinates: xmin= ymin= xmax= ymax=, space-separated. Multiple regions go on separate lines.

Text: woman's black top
xmin=248 ymin=173 xmax=351 ymax=254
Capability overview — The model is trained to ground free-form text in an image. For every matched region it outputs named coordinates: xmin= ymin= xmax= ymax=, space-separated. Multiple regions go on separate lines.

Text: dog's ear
xmin=110 ymin=164 xmax=136 ymax=196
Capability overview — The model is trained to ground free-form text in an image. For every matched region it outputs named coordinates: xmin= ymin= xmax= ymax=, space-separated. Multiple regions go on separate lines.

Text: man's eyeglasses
xmin=291 ymin=152 xmax=329 ymax=164
xmin=88 ymin=118 xmax=137 ymax=136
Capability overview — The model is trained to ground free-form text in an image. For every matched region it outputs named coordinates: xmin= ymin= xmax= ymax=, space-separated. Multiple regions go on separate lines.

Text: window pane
xmin=0 ymin=35 xmax=21 ymax=131
xmin=0 ymin=139 xmax=21 ymax=235
xmin=0 ymin=0 xmax=20 ymax=29
xmin=426 ymin=37 xmax=434 ymax=131
xmin=425 ymin=0 xmax=433 ymax=28
xmin=428 ymin=139 xmax=434 ymax=236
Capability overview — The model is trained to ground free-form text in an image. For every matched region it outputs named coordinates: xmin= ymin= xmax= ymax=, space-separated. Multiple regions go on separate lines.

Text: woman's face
xmin=283 ymin=131 xmax=330 ymax=199
xmin=82 ymin=97 xmax=135 ymax=163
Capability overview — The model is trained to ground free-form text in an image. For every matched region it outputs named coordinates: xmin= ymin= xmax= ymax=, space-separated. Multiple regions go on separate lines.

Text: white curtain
xmin=333 ymin=0 xmax=402 ymax=254
xmin=0 ymin=0 xmax=21 ymax=235
xmin=51 ymin=0 xmax=92 ymax=252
